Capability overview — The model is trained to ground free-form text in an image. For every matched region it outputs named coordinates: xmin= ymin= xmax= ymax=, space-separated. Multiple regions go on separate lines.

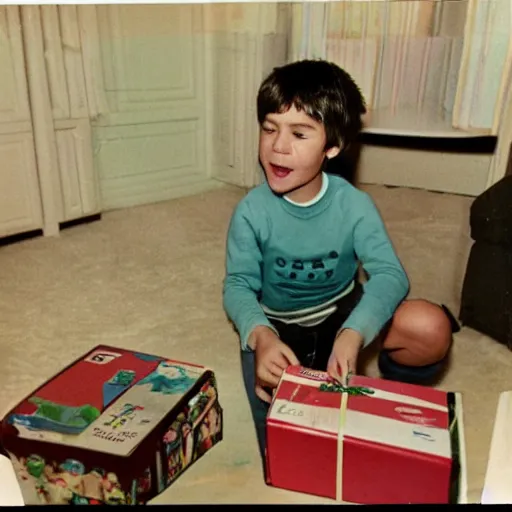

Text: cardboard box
xmin=0 ymin=345 xmax=223 ymax=505
xmin=266 ymin=365 xmax=466 ymax=504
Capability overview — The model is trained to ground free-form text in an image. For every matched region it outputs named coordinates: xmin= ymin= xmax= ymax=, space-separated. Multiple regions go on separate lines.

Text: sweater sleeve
xmin=340 ymin=192 xmax=410 ymax=347
xmin=222 ymin=200 xmax=278 ymax=351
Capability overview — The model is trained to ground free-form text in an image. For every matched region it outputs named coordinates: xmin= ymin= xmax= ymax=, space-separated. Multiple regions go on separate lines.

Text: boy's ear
xmin=325 ymin=146 xmax=341 ymax=159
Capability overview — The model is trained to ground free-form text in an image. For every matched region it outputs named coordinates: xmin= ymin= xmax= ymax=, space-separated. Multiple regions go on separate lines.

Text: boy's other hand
xmin=251 ymin=326 xmax=300 ymax=403
xmin=327 ymin=329 xmax=364 ymax=386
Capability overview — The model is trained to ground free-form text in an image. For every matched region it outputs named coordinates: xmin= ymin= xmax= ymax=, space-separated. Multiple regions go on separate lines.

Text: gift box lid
xmin=0 ymin=345 xmax=210 ymax=458
xmin=268 ymin=366 xmax=455 ymax=460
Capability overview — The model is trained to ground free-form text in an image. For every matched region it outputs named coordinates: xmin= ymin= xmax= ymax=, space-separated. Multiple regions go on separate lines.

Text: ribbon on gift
xmin=319 ymin=382 xmax=375 ymax=396
xmin=320 ymin=380 xmax=375 ymax=502
xmin=337 ymin=392 xmax=349 ymax=502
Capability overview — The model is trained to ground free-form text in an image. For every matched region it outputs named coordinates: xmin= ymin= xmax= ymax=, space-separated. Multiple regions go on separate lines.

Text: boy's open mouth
xmin=270 ymin=164 xmax=293 ymax=178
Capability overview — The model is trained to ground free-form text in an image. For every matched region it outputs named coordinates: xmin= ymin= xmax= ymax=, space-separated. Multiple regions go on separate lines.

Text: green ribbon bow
xmin=319 ymin=382 xmax=375 ymax=396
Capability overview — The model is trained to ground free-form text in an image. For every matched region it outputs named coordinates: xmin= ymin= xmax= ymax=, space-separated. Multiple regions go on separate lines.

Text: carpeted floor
xmin=0 ymin=182 xmax=510 ymax=504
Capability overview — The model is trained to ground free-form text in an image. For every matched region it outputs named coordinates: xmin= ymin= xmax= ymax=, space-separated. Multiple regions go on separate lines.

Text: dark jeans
xmin=240 ymin=281 xmax=457 ymax=464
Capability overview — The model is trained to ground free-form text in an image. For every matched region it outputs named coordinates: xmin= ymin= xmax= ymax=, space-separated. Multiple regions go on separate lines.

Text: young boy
xmin=222 ymin=59 xmax=459 ymax=461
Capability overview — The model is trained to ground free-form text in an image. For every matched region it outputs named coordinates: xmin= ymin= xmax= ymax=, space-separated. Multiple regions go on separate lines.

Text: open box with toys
xmin=0 ymin=345 xmax=223 ymax=505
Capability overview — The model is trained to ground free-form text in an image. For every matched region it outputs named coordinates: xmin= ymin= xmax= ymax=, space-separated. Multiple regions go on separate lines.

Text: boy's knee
xmin=386 ymin=299 xmax=453 ymax=365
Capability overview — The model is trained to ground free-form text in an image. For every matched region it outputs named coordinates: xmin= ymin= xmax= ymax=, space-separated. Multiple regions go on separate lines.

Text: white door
xmin=78 ymin=5 xmax=217 ymax=210
xmin=0 ymin=7 xmax=43 ymax=238
xmin=39 ymin=5 xmax=101 ymax=223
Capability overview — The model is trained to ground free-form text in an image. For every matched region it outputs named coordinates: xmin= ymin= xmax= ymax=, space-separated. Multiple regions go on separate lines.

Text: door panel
xmin=0 ymin=7 xmax=31 ymax=125
xmin=0 ymin=7 xmax=43 ymax=239
xmin=0 ymin=133 xmax=43 ymax=236
xmin=79 ymin=4 xmax=213 ymax=210
xmin=39 ymin=5 xmax=100 ymax=222
xmin=54 ymin=119 xmax=99 ymax=221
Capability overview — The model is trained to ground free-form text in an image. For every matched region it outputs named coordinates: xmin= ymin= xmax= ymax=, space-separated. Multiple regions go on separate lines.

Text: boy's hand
xmin=250 ymin=326 xmax=300 ymax=403
xmin=327 ymin=329 xmax=364 ymax=386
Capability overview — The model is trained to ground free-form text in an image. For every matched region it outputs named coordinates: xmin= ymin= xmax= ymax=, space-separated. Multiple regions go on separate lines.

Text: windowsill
xmin=361 ymin=106 xmax=492 ymax=139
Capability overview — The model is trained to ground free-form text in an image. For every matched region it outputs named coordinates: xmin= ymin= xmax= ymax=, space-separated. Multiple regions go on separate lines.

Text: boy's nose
xmin=272 ymin=133 xmax=291 ymax=154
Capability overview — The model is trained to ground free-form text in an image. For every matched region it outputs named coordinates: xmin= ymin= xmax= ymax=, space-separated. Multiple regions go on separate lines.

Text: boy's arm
xmin=340 ymin=192 xmax=410 ymax=347
xmin=222 ymin=202 xmax=278 ymax=351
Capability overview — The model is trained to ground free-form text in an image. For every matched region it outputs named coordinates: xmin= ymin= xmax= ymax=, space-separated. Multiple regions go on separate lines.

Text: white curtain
xmin=291 ymin=0 xmax=512 ymax=136
xmin=453 ymin=0 xmax=512 ymax=133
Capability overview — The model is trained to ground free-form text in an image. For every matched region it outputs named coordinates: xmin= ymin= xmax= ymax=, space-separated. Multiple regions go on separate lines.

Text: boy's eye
xmin=262 ymin=126 xmax=275 ymax=133
xmin=293 ymin=132 xmax=306 ymax=139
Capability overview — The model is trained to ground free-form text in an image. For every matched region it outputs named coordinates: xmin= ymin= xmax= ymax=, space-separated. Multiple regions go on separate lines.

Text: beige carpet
xmin=0 ymin=182 xmax=510 ymax=504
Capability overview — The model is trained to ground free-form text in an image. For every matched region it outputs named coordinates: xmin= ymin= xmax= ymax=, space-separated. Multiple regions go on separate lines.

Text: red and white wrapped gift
xmin=266 ymin=366 xmax=466 ymax=504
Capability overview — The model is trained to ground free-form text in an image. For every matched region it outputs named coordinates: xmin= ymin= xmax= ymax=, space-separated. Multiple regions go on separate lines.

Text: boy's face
xmin=259 ymin=104 xmax=340 ymax=202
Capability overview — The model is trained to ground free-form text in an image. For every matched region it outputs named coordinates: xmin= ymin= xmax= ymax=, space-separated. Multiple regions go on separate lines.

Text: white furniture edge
xmin=481 ymin=391 xmax=512 ymax=504
xmin=456 ymin=392 xmax=469 ymax=504
xmin=0 ymin=454 xmax=24 ymax=506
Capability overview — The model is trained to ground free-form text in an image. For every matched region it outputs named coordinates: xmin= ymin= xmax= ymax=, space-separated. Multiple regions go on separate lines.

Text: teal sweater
xmin=223 ymin=175 xmax=410 ymax=351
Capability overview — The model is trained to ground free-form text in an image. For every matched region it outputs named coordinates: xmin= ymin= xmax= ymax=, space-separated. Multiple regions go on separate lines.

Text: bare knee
xmin=383 ymin=299 xmax=453 ymax=366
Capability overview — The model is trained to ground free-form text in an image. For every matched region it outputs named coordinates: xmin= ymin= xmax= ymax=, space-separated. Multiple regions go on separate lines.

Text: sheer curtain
xmin=453 ymin=0 xmax=512 ymax=135
xmin=290 ymin=0 xmax=512 ymax=138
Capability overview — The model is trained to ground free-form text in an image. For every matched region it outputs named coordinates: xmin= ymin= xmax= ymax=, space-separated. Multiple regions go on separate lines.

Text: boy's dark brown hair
xmin=257 ymin=59 xmax=367 ymax=151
